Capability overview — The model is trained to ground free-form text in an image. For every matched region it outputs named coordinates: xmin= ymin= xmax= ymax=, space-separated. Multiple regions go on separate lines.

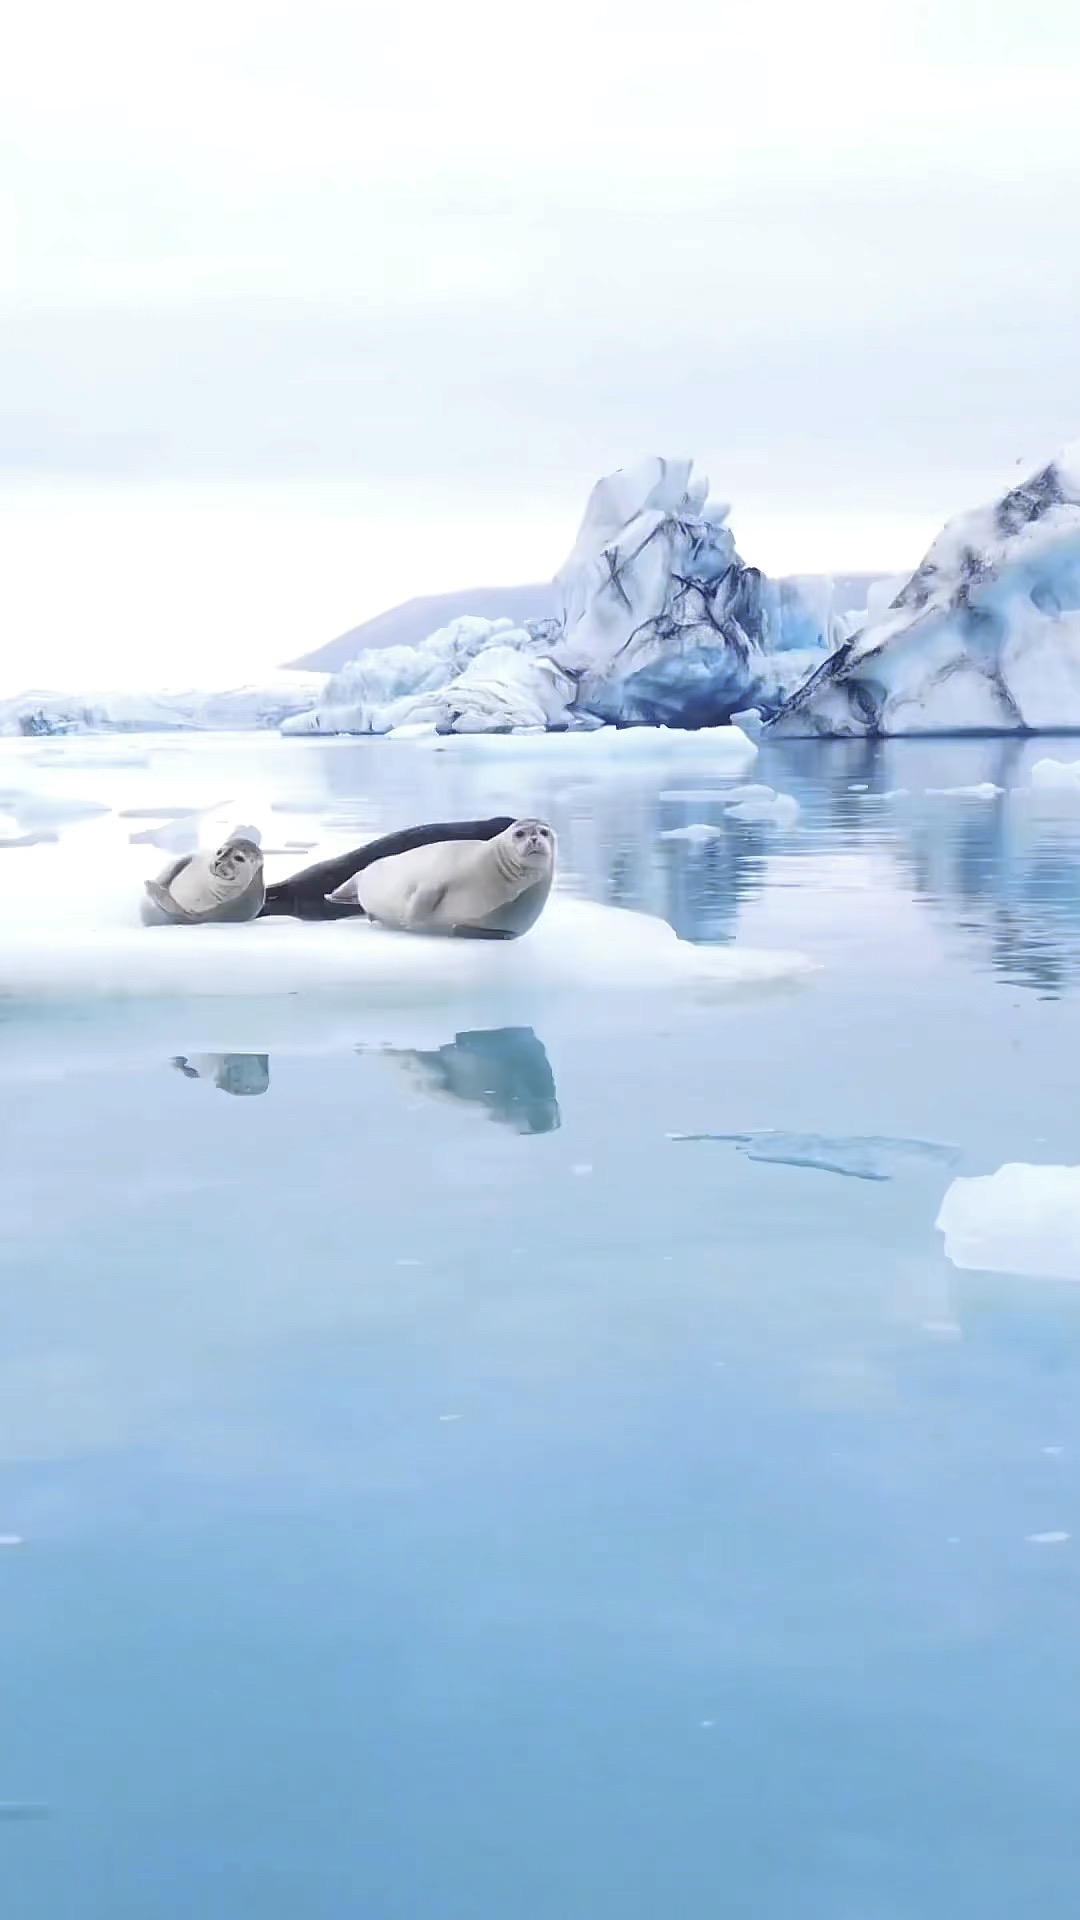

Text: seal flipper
xmin=259 ymin=817 xmax=515 ymax=921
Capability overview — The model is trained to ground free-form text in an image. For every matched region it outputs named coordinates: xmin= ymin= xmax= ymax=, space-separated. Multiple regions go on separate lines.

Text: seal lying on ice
xmin=259 ymin=816 xmax=555 ymax=940
xmin=140 ymin=830 xmax=264 ymax=926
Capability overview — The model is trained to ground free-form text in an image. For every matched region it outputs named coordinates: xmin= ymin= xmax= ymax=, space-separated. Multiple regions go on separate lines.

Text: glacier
xmin=0 ymin=674 xmax=328 ymax=738
xmin=772 ymin=445 xmax=1080 ymax=737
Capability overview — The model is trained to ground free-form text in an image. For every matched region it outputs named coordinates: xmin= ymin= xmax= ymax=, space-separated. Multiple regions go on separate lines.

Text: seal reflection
xmin=359 ymin=1027 xmax=560 ymax=1134
xmin=171 ymin=1054 xmax=271 ymax=1097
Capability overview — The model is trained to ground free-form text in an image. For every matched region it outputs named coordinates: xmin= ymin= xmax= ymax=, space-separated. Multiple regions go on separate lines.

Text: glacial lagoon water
xmin=3 ymin=729 xmax=1080 ymax=1917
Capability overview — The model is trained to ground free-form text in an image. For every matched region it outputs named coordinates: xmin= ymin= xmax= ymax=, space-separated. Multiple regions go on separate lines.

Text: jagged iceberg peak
xmin=772 ymin=444 xmax=1080 ymax=738
xmin=550 ymin=456 xmax=839 ymax=727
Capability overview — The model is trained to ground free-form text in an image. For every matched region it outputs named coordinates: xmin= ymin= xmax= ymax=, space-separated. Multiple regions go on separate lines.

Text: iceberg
xmin=283 ymin=621 xmax=579 ymax=736
xmin=288 ymin=459 xmax=853 ymax=737
xmin=551 ymin=456 xmax=841 ymax=728
xmin=773 ymin=445 xmax=1080 ymax=737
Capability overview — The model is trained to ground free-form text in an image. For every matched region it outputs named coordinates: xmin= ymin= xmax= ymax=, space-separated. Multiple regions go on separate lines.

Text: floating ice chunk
xmin=937 ymin=1164 xmax=1080 ymax=1280
xmin=671 ymin=1131 xmax=960 ymax=1182
xmin=1026 ymin=1532 xmax=1070 ymax=1546
xmin=716 ymin=784 xmax=781 ymax=806
xmin=725 ymin=792 xmax=800 ymax=827
xmin=1030 ymin=757 xmax=1080 ymax=792
xmin=925 ymin=783 xmax=1003 ymax=799
xmin=730 ymin=708 xmax=763 ymax=736
xmin=412 ymin=721 xmax=759 ymax=773
xmin=31 ymin=744 xmax=152 ymax=768
xmin=660 ymin=824 xmax=725 ymax=845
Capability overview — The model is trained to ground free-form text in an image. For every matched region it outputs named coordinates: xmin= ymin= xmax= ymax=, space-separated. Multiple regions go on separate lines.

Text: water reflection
xmin=172 ymin=1054 xmax=271 ymax=1096
xmin=275 ymin=733 xmax=1080 ymax=992
xmin=359 ymin=1026 xmax=560 ymax=1134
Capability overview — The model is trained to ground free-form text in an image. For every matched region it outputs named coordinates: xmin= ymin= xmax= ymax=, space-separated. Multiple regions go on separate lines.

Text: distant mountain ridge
xmin=288 ymin=574 xmax=884 ymax=675
xmin=288 ymin=584 xmax=558 ymax=673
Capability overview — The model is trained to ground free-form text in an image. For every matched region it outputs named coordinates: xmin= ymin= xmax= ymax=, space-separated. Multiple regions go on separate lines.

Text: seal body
xmin=260 ymin=817 xmax=555 ymax=939
xmin=141 ymin=834 xmax=265 ymax=927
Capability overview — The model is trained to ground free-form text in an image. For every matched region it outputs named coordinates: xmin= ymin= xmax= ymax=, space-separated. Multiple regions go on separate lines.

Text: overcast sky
xmin=3 ymin=0 xmax=1080 ymax=690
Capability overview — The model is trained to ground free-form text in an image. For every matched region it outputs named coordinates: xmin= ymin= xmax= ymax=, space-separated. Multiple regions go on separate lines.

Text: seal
xmin=141 ymin=829 xmax=265 ymax=927
xmin=260 ymin=816 xmax=555 ymax=939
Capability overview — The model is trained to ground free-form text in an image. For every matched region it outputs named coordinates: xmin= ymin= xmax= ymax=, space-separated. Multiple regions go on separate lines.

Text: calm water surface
xmin=3 ymin=731 xmax=1080 ymax=1918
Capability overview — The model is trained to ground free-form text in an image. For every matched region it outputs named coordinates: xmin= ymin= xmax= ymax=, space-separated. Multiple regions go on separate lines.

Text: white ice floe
xmin=726 ymin=792 xmax=800 ymax=827
xmin=1030 ymin=757 xmax=1080 ymax=792
xmin=773 ymin=443 xmax=1080 ymax=736
xmin=659 ymin=825 xmax=725 ymax=845
xmin=925 ymin=783 xmax=1003 ymax=799
xmin=405 ymin=720 xmax=760 ymax=773
xmin=0 ymin=819 xmax=812 ymax=1005
xmin=937 ymin=1164 xmax=1080 ymax=1281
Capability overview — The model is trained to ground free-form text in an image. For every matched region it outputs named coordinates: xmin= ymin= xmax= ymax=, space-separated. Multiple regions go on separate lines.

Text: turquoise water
xmin=4 ymin=733 xmax=1080 ymax=1916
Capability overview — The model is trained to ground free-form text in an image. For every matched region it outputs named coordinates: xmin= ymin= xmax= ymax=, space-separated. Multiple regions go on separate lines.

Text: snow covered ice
xmin=0 ymin=737 xmax=811 ymax=1011
xmin=773 ymin=445 xmax=1080 ymax=737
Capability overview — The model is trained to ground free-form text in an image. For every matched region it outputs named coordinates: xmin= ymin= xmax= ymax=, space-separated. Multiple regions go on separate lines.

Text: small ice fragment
xmin=1031 ymin=758 xmax=1080 ymax=793
xmin=726 ymin=792 xmax=800 ymax=827
xmin=660 ymin=824 xmax=724 ymax=845
xmin=1026 ymin=1532 xmax=1070 ymax=1545
xmin=1043 ymin=1446 xmax=1066 ymax=1456
xmin=395 ymin=1257 xmax=423 ymax=1268
xmin=849 ymin=782 xmax=869 ymax=791
xmin=926 ymin=783 xmax=1002 ymax=799
xmin=438 ymin=1414 xmax=463 ymax=1423
xmin=699 ymin=1719 xmax=716 ymax=1729
xmin=572 ymin=1163 xmax=593 ymax=1176
xmin=0 ymin=1534 xmax=23 ymax=1547
xmin=922 ymin=1320 xmax=962 ymax=1337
